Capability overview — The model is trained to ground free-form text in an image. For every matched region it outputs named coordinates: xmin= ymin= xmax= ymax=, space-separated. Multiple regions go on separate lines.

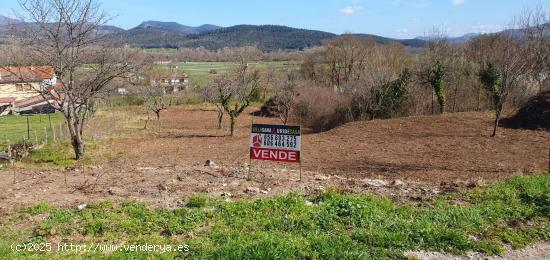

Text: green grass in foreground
xmin=1 ymin=174 xmax=549 ymax=259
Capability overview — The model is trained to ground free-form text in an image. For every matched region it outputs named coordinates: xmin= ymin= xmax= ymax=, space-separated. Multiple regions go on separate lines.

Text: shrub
xmin=187 ymin=195 xmax=209 ymax=208
xmin=294 ymin=87 xmax=352 ymax=132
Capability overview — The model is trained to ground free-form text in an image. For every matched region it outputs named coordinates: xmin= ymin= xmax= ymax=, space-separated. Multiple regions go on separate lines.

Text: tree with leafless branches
xmin=520 ymin=3 xmax=550 ymax=94
xmin=216 ymin=63 xmax=261 ymax=137
xmin=1 ymin=0 xmax=140 ymax=159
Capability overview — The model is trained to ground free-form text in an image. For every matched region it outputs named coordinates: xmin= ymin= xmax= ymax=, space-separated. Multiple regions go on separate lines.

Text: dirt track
xmin=0 ymin=107 xmax=548 ymax=214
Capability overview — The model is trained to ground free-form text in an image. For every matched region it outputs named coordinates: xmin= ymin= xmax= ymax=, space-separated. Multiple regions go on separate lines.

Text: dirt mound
xmin=501 ymin=90 xmax=550 ymax=130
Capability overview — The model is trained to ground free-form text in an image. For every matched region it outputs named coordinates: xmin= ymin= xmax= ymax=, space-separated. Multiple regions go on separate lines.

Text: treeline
xmin=144 ymin=46 xmax=316 ymax=62
xmin=250 ymin=9 xmax=549 ymax=136
xmin=107 ymin=25 xmax=336 ymax=51
xmin=290 ymin=22 xmax=548 ymax=135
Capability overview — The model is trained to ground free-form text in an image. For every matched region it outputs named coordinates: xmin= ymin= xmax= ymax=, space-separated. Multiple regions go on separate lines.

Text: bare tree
xmin=520 ymin=3 xmax=550 ymax=93
xmin=131 ymin=66 xmax=171 ymax=130
xmin=1 ymin=0 xmax=139 ymax=159
xmin=216 ymin=63 xmax=261 ymax=136
xmin=272 ymin=70 xmax=298 ymax=125
xmin=201 ymin=84 xmax=225 ymax=129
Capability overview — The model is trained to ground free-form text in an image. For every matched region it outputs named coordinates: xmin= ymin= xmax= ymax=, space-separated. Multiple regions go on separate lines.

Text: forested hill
xmin=181 ymin=25 xmax=337 ymax=50
xmin=112 ymin=24 xmax=427 ymax=51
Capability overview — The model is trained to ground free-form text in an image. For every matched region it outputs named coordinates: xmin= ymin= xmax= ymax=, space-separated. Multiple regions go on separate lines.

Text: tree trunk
xmin=155 ymin=111 xmax=161 ymax=131
xmin=217 ymin=110 xmax=223 ymax=129
xmin=452 ymin=81 xmax=459 ymax=113
xmin=491 ymin=103 xmax=503 ymax=137
xmin=66 ymin=114 xmax=85 ymax=160
xmin=144 ymin=112 xmax=150 ymax=129
xmin=431 ymin=92 xmax=435 ymax=114
xmin=72 ymin=135 xmax=85 ymax=160
xmin=229 ymin=115 xmax=235 ymax=137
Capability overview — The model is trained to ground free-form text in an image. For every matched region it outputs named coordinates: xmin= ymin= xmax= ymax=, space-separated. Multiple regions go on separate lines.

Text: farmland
xmin=0 ymin=104 xmax=549 ymax=258
xmin=1 ymin=0 xmax=549 ymax=258
xmin=176 ymin=61 xmax=294 ymax=88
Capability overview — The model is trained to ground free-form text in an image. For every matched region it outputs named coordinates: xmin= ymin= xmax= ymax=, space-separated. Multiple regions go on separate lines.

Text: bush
xmin=187 ymin=195 xmax=209 ymax=208
xmin=294 ymin=87 xmax=352 ymax=132
xmin=501 ymin=90 xmax=550 ymax=130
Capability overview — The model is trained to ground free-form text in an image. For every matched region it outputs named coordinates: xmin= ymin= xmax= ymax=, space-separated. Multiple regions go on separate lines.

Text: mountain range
xmin=0 ymin=15 xmax=514 ymax=51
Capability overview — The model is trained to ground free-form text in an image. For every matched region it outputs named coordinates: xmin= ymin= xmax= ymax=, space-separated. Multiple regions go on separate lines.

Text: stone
xmin=157 ymin=184 xmax=168 ymax=191
xmin=315 ymin=175 xmax=330 ymax=181
xmin=221 ymin=192 xmax=233 ymax=198
xmin=77 ymin=204 xmax=87 ymax=211
xmin=362 ymin=179 xmax=388 ymax=187
xmin=245 ymin=187 xmax=260 ymax=194
xmin=391 ymin=179 xmax=405 ymax=186
xmin=204 ymin=160 xmax=216 ymax=167
xmin=260 ymin=190 xmax=268 ymax=194
xmin=108 ymin=187 xmax=124 ymax=195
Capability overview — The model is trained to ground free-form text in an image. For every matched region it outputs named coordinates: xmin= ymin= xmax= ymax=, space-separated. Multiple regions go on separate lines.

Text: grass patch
xmin=177 ymin=61 xmax=293 ymax=88
xmin=0 ymin=113 xmax=66 ymax=150
xmin=23 ymin=142 xmax=95 ymax=167
xmin=1 ymin=174 xmax=549 ymax=259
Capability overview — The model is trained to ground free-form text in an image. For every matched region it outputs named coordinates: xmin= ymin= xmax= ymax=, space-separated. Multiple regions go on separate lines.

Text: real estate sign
xmin=250 ymin=124 xmax=301 ymax=163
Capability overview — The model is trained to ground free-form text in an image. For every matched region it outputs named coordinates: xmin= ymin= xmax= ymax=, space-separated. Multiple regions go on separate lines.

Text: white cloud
xmin=396 ymin=28 xmax=409 ymax=33
xmin=339 ymin=6 xmax=365 ymax=15
xmin=452 ymin=0 xmax=464 ymax=6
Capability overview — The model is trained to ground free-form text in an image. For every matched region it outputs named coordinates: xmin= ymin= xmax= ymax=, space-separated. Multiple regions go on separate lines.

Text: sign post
xmin=249 ymin=123 xmax=302 ymax=180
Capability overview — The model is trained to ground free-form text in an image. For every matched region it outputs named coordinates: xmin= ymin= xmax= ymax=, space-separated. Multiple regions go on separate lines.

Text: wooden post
xmin=44 ymin=127 xmax=48 ymax=144
xmin=248 ymin=116 xmax=254 ymax=181
xmin=26 ymin=116 xmax=30 ymax=140
xmin=48 ymin=113 xmax=52 ymax=130
xmin=52 ymin=123 xmax=57 ymax=143
xmin=299 ymin=114 xmax=303 ymax=182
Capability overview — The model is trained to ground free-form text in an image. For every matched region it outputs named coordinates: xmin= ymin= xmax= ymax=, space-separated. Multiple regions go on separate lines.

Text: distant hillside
xmin=115 ymin=27 xmax=188 ymax=48
xmin=352 ymin=34 xmax=426 ymax=48
xmin=182 ymin=25 xmax=337 ymax=50
xmin=0 ymin=15 xmax=21 ymax=26
xmin=415 ymin=33 xmax=481 ymax=45
xmin=111 ymin=24 xmax=337 ymax=51
xmin=2 ymin=16 xmax=535 ymax=51
xmin=134 ymin=21 xmax=222 ymax=34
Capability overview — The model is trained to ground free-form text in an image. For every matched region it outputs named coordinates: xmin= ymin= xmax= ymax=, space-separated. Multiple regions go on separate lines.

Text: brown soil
xmin=0 ymin=107 xmax=548 ymax=215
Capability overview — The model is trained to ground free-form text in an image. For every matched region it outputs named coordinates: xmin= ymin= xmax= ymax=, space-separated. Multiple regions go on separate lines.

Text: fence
xmin=0 ymin=113 xmax=70 ymax=152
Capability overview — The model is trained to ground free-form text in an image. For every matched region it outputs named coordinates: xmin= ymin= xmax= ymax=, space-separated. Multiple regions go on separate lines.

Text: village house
xmin=154 ymin=75 xmax=189 ymax=93
xmin=0 ymin=66 xmax=57 ymax=115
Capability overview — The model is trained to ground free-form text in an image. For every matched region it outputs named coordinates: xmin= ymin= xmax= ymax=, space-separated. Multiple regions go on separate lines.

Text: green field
xmin=0 ymin=113 xmax=66 ymax=149
xmin=1 ymin=174 xmax=549 ymax=259
xmin=176 ymin=61 xmax=295 ymax=88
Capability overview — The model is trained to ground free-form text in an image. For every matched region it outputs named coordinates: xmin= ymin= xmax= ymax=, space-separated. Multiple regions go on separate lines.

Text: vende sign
xmin=250 ymin=124 xmax=301 ymax=163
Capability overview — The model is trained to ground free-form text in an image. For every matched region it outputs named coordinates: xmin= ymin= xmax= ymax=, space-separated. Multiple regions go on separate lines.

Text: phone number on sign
xmin=262 ymin=134 xmax=299 ymax=149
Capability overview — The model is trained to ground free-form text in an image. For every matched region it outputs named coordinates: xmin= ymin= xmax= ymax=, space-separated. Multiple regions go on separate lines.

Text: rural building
xmin=152 ymin=75 xmax=189 ymax=94
xmin=0 ymin=66 xmax=57 ymax=115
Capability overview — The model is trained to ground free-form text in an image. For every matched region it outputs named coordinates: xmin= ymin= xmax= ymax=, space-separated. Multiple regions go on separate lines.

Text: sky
xmin=1 ymin=0 xmax=549 ymax=38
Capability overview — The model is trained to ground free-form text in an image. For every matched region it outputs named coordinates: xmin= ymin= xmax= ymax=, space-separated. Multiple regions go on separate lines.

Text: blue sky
xmin=1 ymin=0 xmax=549 ymax=38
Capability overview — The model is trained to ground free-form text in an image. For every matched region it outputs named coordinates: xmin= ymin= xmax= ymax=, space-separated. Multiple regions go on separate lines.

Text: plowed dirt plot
xmin=0 ymin=106 xmax=548 ymax=213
